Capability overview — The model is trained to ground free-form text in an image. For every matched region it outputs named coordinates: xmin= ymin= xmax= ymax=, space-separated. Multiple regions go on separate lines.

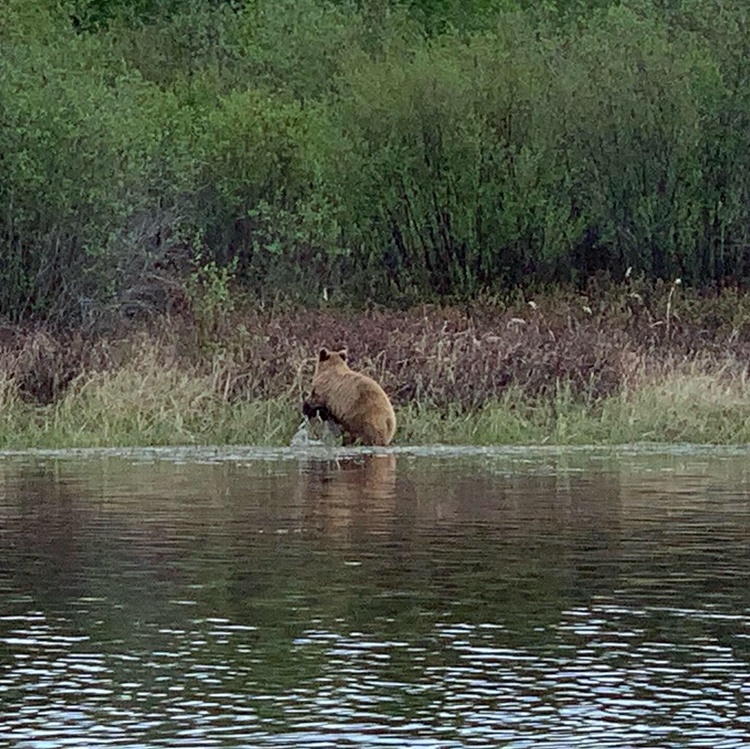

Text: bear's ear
xmin=337 ymin=349 xmax=348 ymax=362
xmin=318 ymin=348 xmax=330 ymax=362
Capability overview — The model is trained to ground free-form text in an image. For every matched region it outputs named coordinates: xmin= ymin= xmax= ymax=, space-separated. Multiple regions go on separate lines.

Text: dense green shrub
xmin=325 ymin=3 xmax=750 ymax=299
xmin=0 ymin=0 xmax=199 ymax=320
xmin=329 ymin=19 xmax=569 ymax=298
xmin=1 ymin=0 xmax=750 ymax=322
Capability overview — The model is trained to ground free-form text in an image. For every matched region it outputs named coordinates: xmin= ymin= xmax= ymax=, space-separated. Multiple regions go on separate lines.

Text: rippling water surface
xmin=1 ymin=445 xmax=750 ymax=747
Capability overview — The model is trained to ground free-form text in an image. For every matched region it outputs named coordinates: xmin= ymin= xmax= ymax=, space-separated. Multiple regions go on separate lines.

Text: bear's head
xmin=316 ymin=347 xmax=349 ymax=374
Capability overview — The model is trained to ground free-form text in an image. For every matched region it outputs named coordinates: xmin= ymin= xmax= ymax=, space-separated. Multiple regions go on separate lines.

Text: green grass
xmin=0 ymin=368 xmax=300 ymax=449
xmin=2 ymin=369 xmax=750 ymax=449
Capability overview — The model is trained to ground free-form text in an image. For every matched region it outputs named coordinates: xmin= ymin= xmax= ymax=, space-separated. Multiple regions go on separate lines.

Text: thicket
xmin=1 ymin=0 xmax=749 ymax=324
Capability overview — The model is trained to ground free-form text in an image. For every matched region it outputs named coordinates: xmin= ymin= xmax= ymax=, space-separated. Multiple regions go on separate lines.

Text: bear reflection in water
xmin=300 ymin=454 xmax=398 ymax=538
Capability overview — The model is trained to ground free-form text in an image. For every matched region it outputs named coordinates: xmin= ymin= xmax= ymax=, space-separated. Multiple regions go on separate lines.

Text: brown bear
xmin=302 ymin=348 xmax=396 ymax=446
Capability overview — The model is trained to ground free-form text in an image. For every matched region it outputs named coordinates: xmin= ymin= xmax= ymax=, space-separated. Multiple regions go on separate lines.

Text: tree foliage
xmin=1 ymin=0 xmax=749 ymax=322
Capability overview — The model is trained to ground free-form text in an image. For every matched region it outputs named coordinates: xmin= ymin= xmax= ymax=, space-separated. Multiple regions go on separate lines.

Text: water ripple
xmin=1 ymin=448 xmax=749 ymax=747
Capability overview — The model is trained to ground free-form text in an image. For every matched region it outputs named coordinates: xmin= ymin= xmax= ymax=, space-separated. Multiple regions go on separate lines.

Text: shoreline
xmin=2 ymin=288 xmax=750 ymax=449
xmin=2 ymin=390 xmax=749 ymax=449
xmin=1 ymin=443 xmax=747 ymax=462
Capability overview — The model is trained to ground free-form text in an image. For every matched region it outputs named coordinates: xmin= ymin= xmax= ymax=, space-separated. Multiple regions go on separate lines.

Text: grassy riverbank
xmin=3 ymin=377 xmax=748 ymax=450
xmin=2 ymin=284 xmax=750 ymax=448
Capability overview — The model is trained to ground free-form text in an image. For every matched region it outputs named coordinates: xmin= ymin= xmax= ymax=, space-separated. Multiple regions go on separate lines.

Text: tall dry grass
xmin=1 ymin=284 xmax=750 ymax=447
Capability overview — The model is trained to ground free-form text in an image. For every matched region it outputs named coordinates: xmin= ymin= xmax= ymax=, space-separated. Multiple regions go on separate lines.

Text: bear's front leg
xmin=302 ymin=399 xmax=333 ymax=422
xmin=301 ymin=398 xmax=344 ymax=444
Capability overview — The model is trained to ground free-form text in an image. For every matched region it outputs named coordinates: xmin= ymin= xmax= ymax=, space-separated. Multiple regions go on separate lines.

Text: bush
xmin=0 ymin=0 xmax=193 ymax=321
xmin=2 ymin=0 xmax=750 ymax=323
xmin=329 ymin=17 xmax=570 ymax=299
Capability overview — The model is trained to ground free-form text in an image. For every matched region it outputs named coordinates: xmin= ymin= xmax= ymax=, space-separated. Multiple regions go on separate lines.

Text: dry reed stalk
xmin=1 ymin=286 xmax=749 ymax=418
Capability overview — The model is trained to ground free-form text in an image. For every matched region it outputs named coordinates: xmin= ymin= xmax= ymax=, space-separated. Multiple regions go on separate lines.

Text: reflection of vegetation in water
xmin=0 ymin=455 xmax=621 ymax=640
xmin=2 ymin=450 xmax=750 ymax=742
xmin=2 ymin=449 xmax=750 ymax=741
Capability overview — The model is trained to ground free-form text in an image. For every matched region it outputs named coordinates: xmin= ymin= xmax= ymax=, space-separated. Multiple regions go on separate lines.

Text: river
xmin=1 ymin=445 xmax=749 ymax=747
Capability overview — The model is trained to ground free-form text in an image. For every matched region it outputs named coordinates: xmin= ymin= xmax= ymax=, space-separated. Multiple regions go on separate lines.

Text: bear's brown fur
xmin=302 ymin=348 xmax=396 ymax=446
